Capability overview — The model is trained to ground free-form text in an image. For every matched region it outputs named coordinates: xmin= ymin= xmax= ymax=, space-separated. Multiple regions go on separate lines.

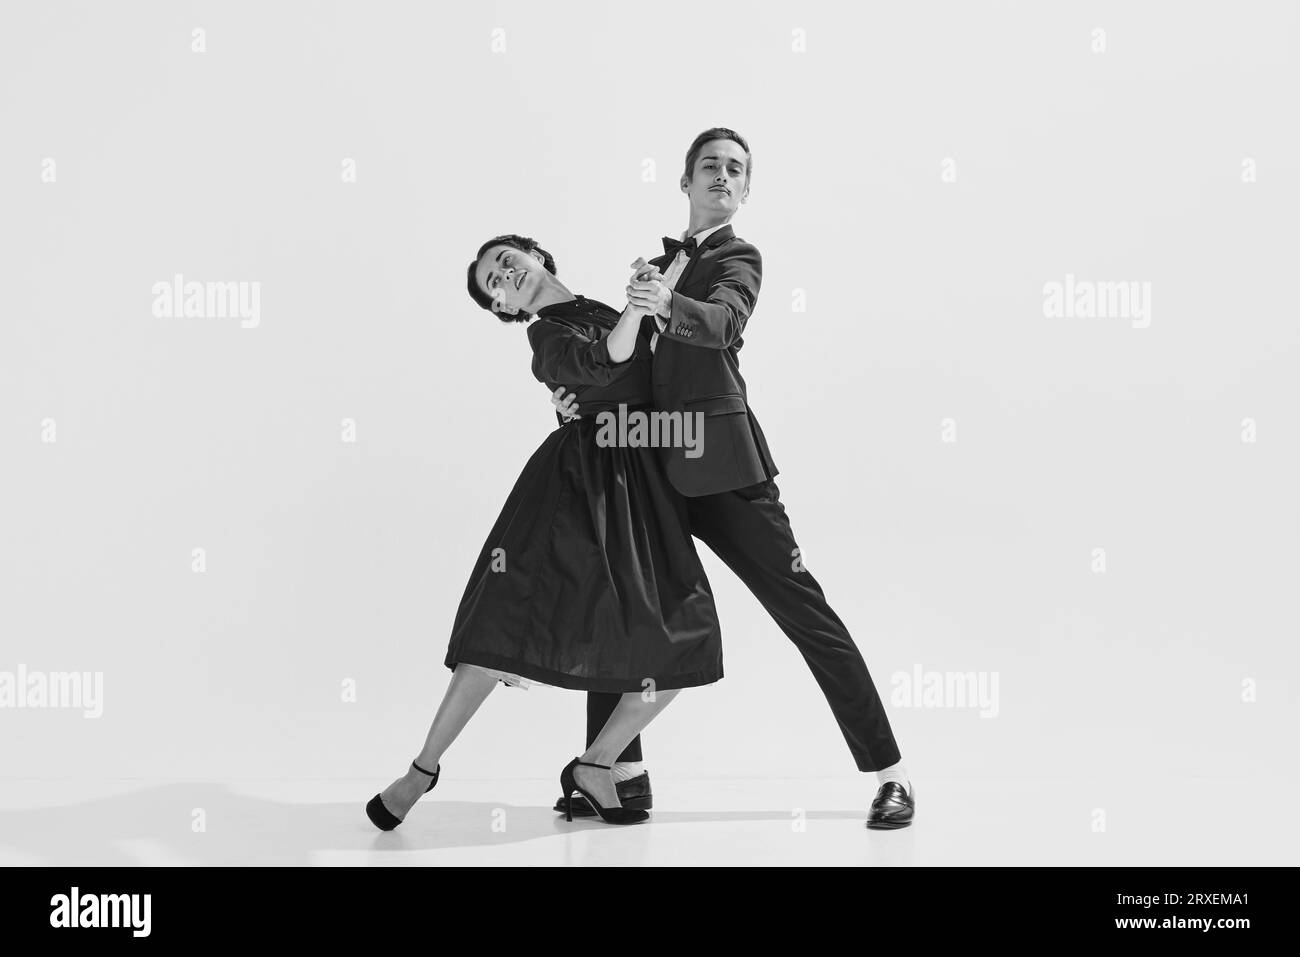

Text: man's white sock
xmin=611 ymin=761 xmax=644 ymax=783
xmin=876 ymin=761 xmax=911 ymax=796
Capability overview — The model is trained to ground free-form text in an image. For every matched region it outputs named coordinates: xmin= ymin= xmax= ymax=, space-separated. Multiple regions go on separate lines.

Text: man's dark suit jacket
xmin=646 ymin=223 xmax=778 ymax=497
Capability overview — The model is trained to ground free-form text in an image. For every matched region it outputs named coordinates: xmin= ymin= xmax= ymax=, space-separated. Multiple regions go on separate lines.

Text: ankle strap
xmin=411 ymin=760 xmax=439 ymax=778
xmin=576 ymin=759 xmax=611 ymax=770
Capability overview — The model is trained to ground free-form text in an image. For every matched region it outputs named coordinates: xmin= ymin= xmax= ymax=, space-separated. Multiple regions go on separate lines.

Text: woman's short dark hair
xmin=466 ymin=234 xmax=557 ymax=323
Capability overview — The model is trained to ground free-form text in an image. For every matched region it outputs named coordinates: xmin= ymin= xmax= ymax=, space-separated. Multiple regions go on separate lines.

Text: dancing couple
xmin=365 ymin=128 xmax=915 ymax=830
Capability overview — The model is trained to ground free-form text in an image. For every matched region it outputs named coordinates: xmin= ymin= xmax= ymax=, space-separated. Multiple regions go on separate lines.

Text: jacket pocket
xmin=684 ymin=393 xmax=746 ymax=417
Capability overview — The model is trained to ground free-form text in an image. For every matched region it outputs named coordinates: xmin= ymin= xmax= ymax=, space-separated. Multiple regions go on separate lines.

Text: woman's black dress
xmin=443 ymin=295 xmax=722 ymax=692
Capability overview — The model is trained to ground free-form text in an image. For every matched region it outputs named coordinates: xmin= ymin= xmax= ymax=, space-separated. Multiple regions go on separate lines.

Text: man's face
xmin=681 ymin=138 xmax=750 ymax=218
xmin=474 ymin=244 xmax=546 ymax=316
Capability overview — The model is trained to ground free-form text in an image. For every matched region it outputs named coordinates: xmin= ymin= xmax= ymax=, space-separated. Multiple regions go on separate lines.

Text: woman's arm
xmin=603 ymin=302 xmax=646 ymax=364
xmin=527 ymin=307 xmax=647 ymax=388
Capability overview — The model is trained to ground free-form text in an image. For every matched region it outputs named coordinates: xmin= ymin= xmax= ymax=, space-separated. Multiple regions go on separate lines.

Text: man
xmin=552 ymin=128 xmax=914 ymax=829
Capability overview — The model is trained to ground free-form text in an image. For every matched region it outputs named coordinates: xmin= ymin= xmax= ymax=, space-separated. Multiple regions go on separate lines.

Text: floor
xmin=0 ymin=775 xmax=1290 ymax=866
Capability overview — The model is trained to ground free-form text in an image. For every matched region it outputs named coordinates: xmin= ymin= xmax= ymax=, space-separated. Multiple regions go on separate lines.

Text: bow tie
xmin=662 ymin=235 xmax=698 ymax=258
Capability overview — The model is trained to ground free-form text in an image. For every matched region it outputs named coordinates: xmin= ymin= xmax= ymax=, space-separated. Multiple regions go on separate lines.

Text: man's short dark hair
xmin=683 ymin=127 xmax=752 ymax=182
xmin=465 ymin=234 xmax=557 ymax=323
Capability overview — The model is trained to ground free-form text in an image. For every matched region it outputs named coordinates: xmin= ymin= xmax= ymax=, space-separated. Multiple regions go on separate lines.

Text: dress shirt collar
xmin=682 ymin=221 xmax=729 ymax=248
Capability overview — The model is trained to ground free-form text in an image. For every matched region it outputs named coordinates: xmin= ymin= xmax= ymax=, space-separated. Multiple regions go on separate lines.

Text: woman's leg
xmin=573 ymin=689 xmax=681 ymax=808
xmin=377 ymin=664 xmax=499 ymax=819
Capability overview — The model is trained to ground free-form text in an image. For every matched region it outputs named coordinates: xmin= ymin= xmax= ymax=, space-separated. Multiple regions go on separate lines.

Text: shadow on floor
xmin=0 ymin=783 xmax=877 ymax=865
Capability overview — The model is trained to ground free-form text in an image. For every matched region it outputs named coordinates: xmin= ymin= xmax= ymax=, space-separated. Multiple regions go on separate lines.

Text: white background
xmin=1 ymin=1 xmax=1296 ymax=863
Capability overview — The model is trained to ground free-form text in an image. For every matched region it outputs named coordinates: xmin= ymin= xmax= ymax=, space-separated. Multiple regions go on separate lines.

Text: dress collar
xmin=537 ymin=294 xmax=592 ymax=319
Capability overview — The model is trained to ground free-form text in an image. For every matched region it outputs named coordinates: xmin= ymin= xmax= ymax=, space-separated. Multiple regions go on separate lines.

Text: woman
xmin=365 ymin=234 xmax=722 ymax=829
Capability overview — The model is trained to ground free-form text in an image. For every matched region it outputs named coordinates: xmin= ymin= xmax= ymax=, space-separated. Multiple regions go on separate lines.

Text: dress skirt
xmin=443 ymin=416 xmax=723 ymax=693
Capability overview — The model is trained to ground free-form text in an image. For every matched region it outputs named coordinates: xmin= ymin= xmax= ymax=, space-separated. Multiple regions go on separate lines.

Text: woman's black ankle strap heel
xmin=558 ymin=757 xmax=649 ymax=825
xmin=412 ymin=760 xmax=440 ymax=793
xmin=365 ymin=760 xmax=442 ymax=831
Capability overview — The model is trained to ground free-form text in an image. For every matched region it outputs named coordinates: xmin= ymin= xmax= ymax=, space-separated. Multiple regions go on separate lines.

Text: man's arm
xmin=550 ymin=386 xmax=580 ymax=423
xmin=631 ymin=242 xmax=762 ymax=350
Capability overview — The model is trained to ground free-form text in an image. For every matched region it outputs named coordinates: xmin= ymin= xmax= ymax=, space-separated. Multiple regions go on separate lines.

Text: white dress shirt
xmin=649 ymin=221 xmax=729 ymax=353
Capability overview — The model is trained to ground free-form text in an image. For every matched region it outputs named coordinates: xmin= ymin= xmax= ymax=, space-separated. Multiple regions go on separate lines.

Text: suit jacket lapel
xmin=674 ymin=223 xmax=734 ymax=293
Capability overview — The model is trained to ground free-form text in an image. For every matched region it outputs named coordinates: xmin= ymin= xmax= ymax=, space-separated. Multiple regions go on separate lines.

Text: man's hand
xmin=550 ymin=386 xmax=580 ymax=421
xmin=625 ymin=258 xmax=668 ymax=322
xmin=627 ymin=277 xmax=672 ymax=318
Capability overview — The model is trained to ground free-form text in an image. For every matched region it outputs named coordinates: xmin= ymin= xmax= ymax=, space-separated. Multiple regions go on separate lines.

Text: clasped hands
xmin=626 ymin=257 xmax=671 ymax=318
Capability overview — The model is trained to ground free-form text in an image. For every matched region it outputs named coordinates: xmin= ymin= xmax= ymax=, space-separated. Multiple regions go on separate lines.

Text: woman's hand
xmin=629 ymin=257 xmax=663 ymax=283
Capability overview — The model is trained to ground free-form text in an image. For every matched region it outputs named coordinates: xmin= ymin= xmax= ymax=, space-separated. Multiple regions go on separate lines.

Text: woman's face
xmin=474 ymin=245 xmax=546 ymax=316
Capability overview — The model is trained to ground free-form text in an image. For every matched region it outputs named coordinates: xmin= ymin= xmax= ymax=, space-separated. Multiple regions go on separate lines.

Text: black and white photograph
xmin=0 ymin=0 xmax=1294 ymax=930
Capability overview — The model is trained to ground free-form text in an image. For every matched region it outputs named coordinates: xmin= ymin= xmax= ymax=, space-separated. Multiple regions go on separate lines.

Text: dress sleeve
xmin=527 ymin=317 xmax=631 ymax=387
